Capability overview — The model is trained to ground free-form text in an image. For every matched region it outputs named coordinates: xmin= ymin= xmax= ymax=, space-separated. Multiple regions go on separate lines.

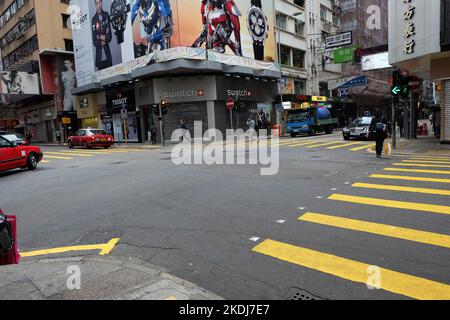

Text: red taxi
xmin=68 ymin=128 xmax=114 ymax=149
xmin=0 ymin=135 xmax=43 ymax=172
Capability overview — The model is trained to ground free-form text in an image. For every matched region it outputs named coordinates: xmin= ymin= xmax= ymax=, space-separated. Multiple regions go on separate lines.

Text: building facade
xmin=389 ymin=0 xmax=450 ymax=143
xmin=0 ymin=0 xmax=75 ymax=142
xmin=275 ymin=0 xmax=341 ymax=98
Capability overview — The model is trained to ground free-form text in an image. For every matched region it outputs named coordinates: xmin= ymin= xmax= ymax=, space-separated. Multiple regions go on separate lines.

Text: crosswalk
xmin=252 ymin=152 xmax=450 ymax=299
xmin=40 ymin=147 xmax=158 ymax=164
xmin=276 ymin=137 xmax=375 ymax=152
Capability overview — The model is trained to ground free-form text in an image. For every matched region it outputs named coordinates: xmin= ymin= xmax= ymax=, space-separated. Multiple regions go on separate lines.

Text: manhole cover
xmin=284 ymin=288 xmax=323 ymax=300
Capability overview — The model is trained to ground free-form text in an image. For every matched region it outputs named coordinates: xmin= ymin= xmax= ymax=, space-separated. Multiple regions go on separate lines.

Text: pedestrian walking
xmin=398 ymin=110 xmax=404 ymax=138
xmin=434 ymin=109 xmax=441 ymax=138
xmin=370 ymin=113 xmax=388 ymax=159
xmin=150 ymin=124 xmax=157 ymax=145
xmin=247 ymin=117 xmax=257 ymax=141
xmin=179 ymin=120 xmax=189 ymax=142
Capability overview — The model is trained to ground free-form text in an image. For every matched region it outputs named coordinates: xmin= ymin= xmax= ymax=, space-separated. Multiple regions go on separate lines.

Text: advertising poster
xmin=59 ymin=57 xmax=77 ymax=112
xmin=0 ymin=71 xmax=40 ymax=95
xmin=71 ymin=0 xmax=276 ymax=86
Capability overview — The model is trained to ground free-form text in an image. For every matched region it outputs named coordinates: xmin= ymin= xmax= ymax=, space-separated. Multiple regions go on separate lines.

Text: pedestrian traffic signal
xmin=391 ymin=70 xmax=410 ymax=98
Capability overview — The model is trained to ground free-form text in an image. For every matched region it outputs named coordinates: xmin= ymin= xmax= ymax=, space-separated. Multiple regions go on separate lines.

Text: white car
xmin=1 ymin=134 xmax=28 ymax=145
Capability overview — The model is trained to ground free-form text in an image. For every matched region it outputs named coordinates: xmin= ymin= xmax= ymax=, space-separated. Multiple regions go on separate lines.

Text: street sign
xmin=325 ymin=32 xmax=352 ymax=49
xmin=333 ymin=45 xmax=357 ymax=64
xmin=226 ymin=98 xmax=235 ymax=110
xmin=62 ymin=117 xmax=71 ymax=124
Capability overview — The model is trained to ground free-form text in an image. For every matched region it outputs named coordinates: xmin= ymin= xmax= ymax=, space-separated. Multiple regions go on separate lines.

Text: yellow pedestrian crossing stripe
xmin=278 ymin=140 xmax=313 ymax=146
xmin=393 ymin=163 xmax=450 ymax=168
xmin=306 ymin=141 xmax=344 ymax=148
xmin=384 ymin=168 xmax=450 ymax=175
xmin=326 ymin=142 xmax=362 ymax=149
xmin=44 ymin=155 xmax=73 ymax=160
xmin=41 ymin=160 xmax=51 ymax=163
xmin=409 ymin=156 xmax=450 ymax=161
xmin=46 ymin=152 xmax=93 ymax=157
xmin=61 ymin=150 xmax=113 ymax=155
xmin=298 ymin=212 xmax=450 ymax=249
xmin=288 ymin=141 xmax=319 ymax=148
xmin=350 ymin=144 xmax=375 ymax=151
xmin=252 ymin=239 xmax=450 ymax=300
xmin=370 ymin=174 xmax=450 ymax=184
xmin=352 ymin=182 xmax=450 ymax=196
xmin=404 ymin=160 xmax=450 ymax=165
xmin=328 ymin=194 xmax=450 ymax=216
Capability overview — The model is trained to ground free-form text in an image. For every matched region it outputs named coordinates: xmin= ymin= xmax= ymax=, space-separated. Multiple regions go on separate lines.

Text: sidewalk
xmin=0 ymin=255 xmax=222 ymax=300
xmin=33 ymin=142 xmax=161 ymax=150
xmin=391 ymin=135 xmax=450 ymax=155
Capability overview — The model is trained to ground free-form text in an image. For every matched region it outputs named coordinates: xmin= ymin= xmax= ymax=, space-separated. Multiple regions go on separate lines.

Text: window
xmin=276 ymin=13 xmax=287 ymax=30
xmin=295 ymin=21 xmax=305 ymax=37
xmin=293 ymin=0 xmax=305 ymax=7
xmin=294 ymin=79 xmax=307 ymax=95
xmin=320 ymin=6 xmax=327 ymax=20
xmin=292 ymin=49 xmax=305 ymax=69
xmin=279 ymin=45 xmax=291 ymax=66
xmin=64 ymin=39 xmax=74 ymax=52
xmin=62 ymin=14 xmax=70 ymax=28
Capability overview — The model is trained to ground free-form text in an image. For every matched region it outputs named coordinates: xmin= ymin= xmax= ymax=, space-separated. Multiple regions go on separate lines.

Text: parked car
xmin=1 ymin=134 xmax=29 ymax=145
xmin=0 ymin=135 xmax=43 ymax=172
xmin=342 ymin=117 xmax=374 ymax=140
xmin=68 ymin=128 xmax=114 ymax=149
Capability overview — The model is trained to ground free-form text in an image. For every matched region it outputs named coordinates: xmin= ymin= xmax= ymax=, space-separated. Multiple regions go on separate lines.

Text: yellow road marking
xmin=60 ymin=150 xmax=113 ymax=155
xmin=44 ymin=155 xmax=73 ymax=160
xmin=352 ymin=182 xmax=450 ymax=196
xmin=405 ymin=160 xmax=450 ymax=164
xmin=410 ymin=157 xmax=450 ymax=161
xmin=370 ymin=174 xmax=450 ymax=184
xmin=288 ymin=141 xmax=320 ymax=147
xmin=350 ymin=144 xmax=375 ymax=151
xmin=384 ymin=168 xmax=450 ymax=175
xmin=279 ymin=140 xmax=313 ymax=146
xmin=165 ymin=296 xmax=178 ymax=300
xmin=41 ymin=160 xmax=51 ymax=163
xmin=328 ymin=194 xmax=450 ymax=215
xmin=327 ymin=142 xmax=363 ymax=149
xmin=45 ymin=152 xmax=92 ymax=157
xmin=21 ymin=238 xmax=120 ymax=258
xmin=299 ymin=212 xmax=450 ymax=249
xmin=306 ymin=141 xmax=344 ymax=148
xmin=252 ymin=239 xmax=450 ymax=300
xmin=393 ymin=163 xmax=450 ymax=168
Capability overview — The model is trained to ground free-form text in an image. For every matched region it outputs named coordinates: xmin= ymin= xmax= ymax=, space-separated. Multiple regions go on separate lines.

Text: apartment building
xmin=0 ymin=0 xmax=74 ymax=142
xmin=275 ymin=0 xmax=341 ymax=99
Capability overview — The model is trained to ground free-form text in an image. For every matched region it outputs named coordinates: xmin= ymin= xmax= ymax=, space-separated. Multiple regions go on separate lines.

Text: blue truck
xmin=286 ymin=107 xmax=338 ymax=137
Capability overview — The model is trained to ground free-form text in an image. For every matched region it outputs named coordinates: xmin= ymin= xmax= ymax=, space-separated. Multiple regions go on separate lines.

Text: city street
xmin=1 ymin=132 xmax=449 ymax=300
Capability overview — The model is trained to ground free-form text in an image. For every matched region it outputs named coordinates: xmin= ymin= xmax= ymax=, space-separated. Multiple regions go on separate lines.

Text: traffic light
xmin=391 ymin=70 xmax=409 ymax=98
xmin=234 ymin=100 xmax=242 ymax=112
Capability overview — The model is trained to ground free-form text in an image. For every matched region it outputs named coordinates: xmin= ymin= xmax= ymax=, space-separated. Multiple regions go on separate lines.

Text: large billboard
xmin=0 ymin=71 xmax=40 ymax=95
xmin=70 ymin=0 xmax=276 ymax=86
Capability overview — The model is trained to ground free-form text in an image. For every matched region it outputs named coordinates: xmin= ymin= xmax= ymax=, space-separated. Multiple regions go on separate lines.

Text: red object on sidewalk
xmin=0 ymin=209 xmax=20 ymax=265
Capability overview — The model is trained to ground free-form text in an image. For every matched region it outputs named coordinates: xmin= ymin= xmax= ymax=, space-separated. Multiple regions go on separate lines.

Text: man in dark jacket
xmin=370 ymin=111 xmax=387 ymax=159
xmin=92 ymin=0 xmax=113 ymax=70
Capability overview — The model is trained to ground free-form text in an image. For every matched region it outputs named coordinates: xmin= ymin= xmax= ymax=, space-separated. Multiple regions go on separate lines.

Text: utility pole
xmin=392 ymin=97 xmax=397 ymax=149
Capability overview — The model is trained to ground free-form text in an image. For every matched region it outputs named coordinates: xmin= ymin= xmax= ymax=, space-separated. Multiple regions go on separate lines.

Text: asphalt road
xmin=1 ymin=132 xmax=449 ymax=300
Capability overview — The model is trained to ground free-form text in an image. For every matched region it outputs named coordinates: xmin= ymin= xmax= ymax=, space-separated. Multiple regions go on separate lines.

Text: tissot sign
xmin=388 ymin=0 xmax=441 ymax=64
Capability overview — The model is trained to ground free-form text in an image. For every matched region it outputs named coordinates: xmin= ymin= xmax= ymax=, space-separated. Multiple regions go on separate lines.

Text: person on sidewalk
xmin=370 ymin=112 xmax=388 ymax=159
xmin=246 ymin=116 xmax=257 ymax=141
xmin=398 ymin=109 xmax=404 ymax=138
xmin=434 ymin=109 xmax=441 ymax=138
xmin=150 ymin=124 xmax=157 ymax=145
xmin=179 ymin=120 xmax=189 ymax=142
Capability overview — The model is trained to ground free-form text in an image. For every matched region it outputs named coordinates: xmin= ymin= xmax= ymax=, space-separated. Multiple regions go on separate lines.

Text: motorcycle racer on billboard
xmin=131 ymin=0 xmax=173 ymax=56
xmin=192 ymin=0 xmax=243 ymax=56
